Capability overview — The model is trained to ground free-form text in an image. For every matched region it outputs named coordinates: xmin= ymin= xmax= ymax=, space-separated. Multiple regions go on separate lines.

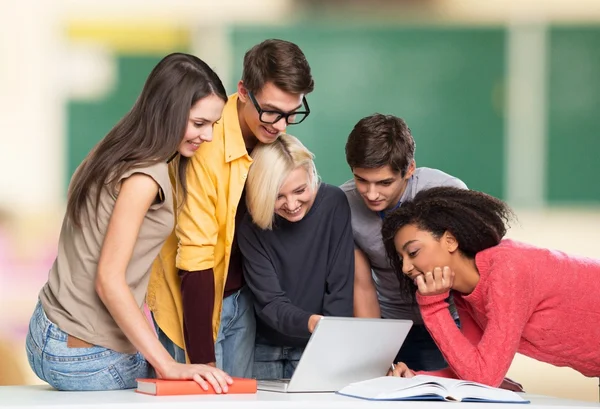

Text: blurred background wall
xmin=1 ymin=0 xmax=598 ymax=401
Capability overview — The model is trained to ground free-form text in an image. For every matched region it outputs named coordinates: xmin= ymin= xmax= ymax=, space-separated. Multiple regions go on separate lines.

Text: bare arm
xmin=353 ymin=248 xmax=381 ymax=317
xmin=95 ymin=173 xmax=231 ymax=392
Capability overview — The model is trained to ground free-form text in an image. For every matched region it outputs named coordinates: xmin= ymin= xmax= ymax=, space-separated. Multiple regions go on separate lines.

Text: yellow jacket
xmin=147 ymin=93 xmax=252 ymax=350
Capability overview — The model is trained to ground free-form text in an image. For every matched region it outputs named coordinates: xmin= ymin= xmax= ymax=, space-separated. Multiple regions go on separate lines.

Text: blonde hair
xmin=247 ymin=134 xmax=319 ymax=230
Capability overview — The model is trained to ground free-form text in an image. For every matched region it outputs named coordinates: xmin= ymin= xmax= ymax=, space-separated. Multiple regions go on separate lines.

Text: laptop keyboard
xmin=262 ymin=379 xmax=290 ymax=384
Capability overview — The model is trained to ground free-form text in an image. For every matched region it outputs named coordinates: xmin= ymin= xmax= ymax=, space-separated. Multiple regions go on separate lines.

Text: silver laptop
xmin=257 ymin=317 xmax=412 ymax=393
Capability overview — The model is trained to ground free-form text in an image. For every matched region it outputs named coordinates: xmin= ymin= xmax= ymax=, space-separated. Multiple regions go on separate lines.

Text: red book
xmin=135 ymin=377 xmax=257 ymax=396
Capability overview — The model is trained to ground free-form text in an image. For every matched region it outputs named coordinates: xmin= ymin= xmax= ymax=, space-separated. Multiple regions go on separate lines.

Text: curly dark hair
xmin=381 ymin=186 xmax=515 ymax=300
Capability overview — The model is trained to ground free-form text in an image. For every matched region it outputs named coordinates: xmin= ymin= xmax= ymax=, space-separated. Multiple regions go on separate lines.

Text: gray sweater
xmin=238 ymin=183 xmax=355 ymax=347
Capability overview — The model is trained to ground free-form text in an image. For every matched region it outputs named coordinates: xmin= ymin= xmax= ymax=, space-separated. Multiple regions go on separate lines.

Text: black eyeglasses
xmin=247 ymin=91 xmax=310 ymax=125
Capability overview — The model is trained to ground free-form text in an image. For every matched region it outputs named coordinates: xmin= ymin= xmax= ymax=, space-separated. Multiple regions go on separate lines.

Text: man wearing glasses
xmin=148 ymin=39 xmax=314 ymax=379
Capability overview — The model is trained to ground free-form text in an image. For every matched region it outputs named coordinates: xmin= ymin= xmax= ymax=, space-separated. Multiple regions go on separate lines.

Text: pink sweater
xmin=417 ymin=239 xmax=600 ymax=387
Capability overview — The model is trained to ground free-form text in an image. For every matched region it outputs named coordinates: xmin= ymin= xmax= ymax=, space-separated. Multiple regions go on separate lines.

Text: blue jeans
xmin=253 ymin=336 xmax=305 ymax=380
xmin=25 ymin=301 xmax=148 ymax=391
xmin=154 ymin=320 xmax=187 ymax=364
xmin=156 ymin=286 xmax=255 ymax=378
xmin=215 ymin=286 xmax=255 ymax=378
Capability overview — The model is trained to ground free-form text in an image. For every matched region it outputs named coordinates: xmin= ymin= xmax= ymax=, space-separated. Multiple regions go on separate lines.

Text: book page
xmin=338 ymin=375 xmax=528 ymax=403
xmin=412 ymin=375 xmax=527 ymax=402
xmin=455 ymin=384 xmax=528 ymax=402
xmin=338 ymin=376 xmax=450 ymax=400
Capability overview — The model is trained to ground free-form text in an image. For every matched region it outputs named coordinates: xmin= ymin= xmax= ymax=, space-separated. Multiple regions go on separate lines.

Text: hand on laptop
xmin=388 ymin=362 xmax=415 ymax=378
xmin=308 ymin=314 xmax=323 ymax=333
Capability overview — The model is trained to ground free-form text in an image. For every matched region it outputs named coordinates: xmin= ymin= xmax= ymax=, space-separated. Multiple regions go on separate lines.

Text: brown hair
xmin=242 ymin=39 xmax=314 ymax=95
xmin=345 ymin=114 xmax=416 ymax=176
xmin=66 ymin=52 xmax=227 ymax=227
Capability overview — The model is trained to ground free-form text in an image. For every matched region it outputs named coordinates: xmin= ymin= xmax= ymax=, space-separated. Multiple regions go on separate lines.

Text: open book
xmin=337 ymin=375 xmax=529 ymax=403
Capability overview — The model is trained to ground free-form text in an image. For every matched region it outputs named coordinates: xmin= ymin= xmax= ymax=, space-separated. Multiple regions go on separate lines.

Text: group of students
xmin=25 ymin=39 xmax=600 ymax=394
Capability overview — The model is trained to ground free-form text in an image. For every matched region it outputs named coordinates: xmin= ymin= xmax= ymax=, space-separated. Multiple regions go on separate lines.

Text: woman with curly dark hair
xmin=381 ymin=186 xmax=600 ymax=388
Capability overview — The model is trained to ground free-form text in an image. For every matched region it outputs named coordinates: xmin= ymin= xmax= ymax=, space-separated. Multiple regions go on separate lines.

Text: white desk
xmin=0 ymin=385 xmax=598 ymax=409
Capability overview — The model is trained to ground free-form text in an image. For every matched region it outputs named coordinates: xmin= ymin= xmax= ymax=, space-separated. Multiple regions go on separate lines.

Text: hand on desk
xmin=160 ymin=361 xmax=233 ymax=393
xmin=500 ymin=377 xmax=525 ymax=393
xmin=387 ymin=362 xmax=415 ymax=378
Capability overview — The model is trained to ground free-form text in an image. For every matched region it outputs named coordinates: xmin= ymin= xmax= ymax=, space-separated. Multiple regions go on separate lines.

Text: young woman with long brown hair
xmin=25 ymin=53 xmax=233 ymax=392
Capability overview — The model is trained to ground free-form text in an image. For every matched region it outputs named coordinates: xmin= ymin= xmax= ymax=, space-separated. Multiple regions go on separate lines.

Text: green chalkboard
xmin=67 ymin=55 xmax=165 ymax=183
xmin=547 ymin=26 xmax=600 ymax=204
xmin=230 ymin=25 xmax=506 ymax=198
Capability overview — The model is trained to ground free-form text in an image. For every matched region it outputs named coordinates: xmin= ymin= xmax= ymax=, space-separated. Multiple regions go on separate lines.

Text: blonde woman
xmin=237 ymin=134 xmax=354 ymax=380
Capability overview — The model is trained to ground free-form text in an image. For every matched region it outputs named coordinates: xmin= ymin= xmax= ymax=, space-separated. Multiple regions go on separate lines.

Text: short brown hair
xmin=345 ymin=114 xmax=416 ymax=176
xmin=242 ymin=39 xmax=314 ymax=95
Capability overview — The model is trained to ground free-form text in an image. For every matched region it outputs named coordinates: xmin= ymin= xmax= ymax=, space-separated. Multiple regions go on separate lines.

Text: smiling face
xmin=178 ymin=93 xmax=225 ymax=157
xmin=393 ymin=223 xmax=457 ymax=286
xmin=238 ymin=81 xmax=305 ymax=146
xmin=274 ymin=166 xmax=317 ymax=223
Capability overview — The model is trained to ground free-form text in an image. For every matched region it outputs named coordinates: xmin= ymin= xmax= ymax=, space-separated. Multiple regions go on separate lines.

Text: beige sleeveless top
xmin=40 ymin=162 xmax=174 ymax=353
